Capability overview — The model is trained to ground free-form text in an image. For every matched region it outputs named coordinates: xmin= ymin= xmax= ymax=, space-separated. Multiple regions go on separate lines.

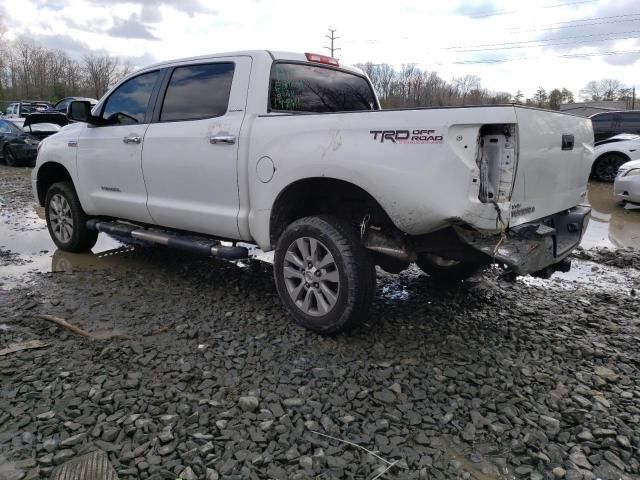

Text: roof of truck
xmin=143 ymin=50 xmax=364 ymax=75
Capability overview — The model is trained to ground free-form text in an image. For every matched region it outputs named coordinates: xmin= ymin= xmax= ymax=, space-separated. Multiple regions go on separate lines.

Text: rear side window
xmin=160 ymin=63 xmax=235 ymax=121
xmin=620 ymin=112 xmax=640 ymax=130
xmin=270 ymin=63 xmax=377 ymax=113
xmin=102 ymin=70 xmax=160 ymax=124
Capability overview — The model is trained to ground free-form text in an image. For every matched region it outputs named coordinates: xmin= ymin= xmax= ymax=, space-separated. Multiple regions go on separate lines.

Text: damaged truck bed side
xmin=33 ymin=50 xmax=593 ymax=334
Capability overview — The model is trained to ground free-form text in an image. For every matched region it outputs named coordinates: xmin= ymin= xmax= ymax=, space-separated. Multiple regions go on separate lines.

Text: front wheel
xmin=416 ymin=253 xmax=479 ymax=283
xmin=274 ymin=215 xmax=375 ymax=335
xmin=4 ymin=146 xmax=18 ymax=167
xmin=45 ymin=181 xmax=98 ymax=252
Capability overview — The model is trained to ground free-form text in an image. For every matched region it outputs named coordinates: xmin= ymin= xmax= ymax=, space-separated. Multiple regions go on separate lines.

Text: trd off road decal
xmin=370 ymin=129 xmax=444 ymax=144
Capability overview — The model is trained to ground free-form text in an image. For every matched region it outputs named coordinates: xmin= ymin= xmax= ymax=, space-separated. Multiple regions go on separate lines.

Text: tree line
xmin=0 ymin=33 xmax=633 ymax=112
xmin=0 ymin=36 xmax=132 ymax=107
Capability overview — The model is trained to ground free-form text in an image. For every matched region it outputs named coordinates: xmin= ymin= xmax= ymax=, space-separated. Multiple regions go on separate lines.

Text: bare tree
xmin=83 ymin=53 xmax=121 ymax=98
xmin=580 ymin=79 xmax=629 ymax=102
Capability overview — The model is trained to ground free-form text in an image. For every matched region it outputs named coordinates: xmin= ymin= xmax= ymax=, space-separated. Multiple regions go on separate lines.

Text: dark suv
xmin=591 ymin=110 xmax=640 ymax=142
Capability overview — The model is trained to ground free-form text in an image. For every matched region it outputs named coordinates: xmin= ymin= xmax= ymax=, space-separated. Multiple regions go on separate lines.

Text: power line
xmin=448 ymin=29 xmax=640 ymax=50
xmin=452 ymin=32 xmax=640 ymax=53
xmin=451 ymin=48 xmax=640 ymax=64
xmin=468 ymin=0 xmax=600 ymax=19
xmin=508 ymin=13 xmax=640 ymax=32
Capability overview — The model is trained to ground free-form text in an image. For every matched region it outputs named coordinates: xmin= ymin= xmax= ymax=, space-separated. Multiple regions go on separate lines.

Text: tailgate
xmin=509 ymin=107 xmax=593 ymax=226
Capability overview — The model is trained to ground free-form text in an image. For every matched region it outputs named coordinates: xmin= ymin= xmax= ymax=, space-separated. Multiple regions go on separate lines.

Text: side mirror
xmin=68 ymin=100 xmax=93 ymax=123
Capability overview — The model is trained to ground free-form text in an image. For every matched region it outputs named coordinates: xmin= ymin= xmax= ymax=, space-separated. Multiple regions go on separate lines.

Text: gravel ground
xmin=1 ymin=166 xmax=639 ymax=480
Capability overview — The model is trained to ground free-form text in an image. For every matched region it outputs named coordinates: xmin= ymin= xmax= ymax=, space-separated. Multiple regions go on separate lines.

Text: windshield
xmin=21 ymin=104 xmax=50 ymax=114
xmin=24 ymin=123 xmax=61 ymax=133
xmin=270 ymin=63 xmax=377 ymax=113
xmin=0 ymin=120 xmax=22 ymax=134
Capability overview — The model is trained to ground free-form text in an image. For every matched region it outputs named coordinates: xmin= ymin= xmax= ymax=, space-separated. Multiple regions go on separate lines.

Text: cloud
xmin=141 ymin=4 xmax=162 ymax=23
xmin=87 ymin=0 xmax=213 ymax=16
xmin=108 ymin=13 xmax=159 ymax=40
xmin=28 ymin=33 xmax=101 ymax=57
xmin=534 ymin=0 xmax=640 ymax=65
xmin=454 ymin=0 xmax=500 ymax=19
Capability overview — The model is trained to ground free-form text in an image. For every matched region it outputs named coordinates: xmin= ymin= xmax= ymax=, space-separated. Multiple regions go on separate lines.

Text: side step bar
xmin=86 ymin=219 xmax=249 ymax=260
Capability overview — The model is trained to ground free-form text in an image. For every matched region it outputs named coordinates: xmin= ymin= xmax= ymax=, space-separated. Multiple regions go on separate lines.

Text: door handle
xmin=123 ymin=135 xmax=142 ymax=144
xmin=210 ymin=134 xmax=236 ymax=145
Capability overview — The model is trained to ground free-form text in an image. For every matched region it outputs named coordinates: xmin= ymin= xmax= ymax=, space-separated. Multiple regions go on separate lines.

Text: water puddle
xmin=1 ymin=165 xmax=638 ymax=294
xmin=582 ymin=181 xmax=640 ymax=249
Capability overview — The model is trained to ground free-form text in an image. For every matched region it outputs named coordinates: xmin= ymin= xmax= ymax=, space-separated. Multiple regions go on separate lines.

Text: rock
xmin=299 ymin=456 xmax=313 ymax=469
xmin=373 ymin=389 xmax=396 ymax=404
xmin=539 ymin=415 xmax=561 ymax=437
xmin=577 ymin=430 xmax=594 ymax=441
xmin=43 ymin=438 xmax=58 ymax=452
xmin=569 ymin=451 xmax=592 ymax=470
xmin=283 ymin=397 xmax=304 ymax=407
xmin=593 ymin=428 xmax=616 ymax=437
xmin=616 ymin=435 xmax=630 ymax=448
xmin=603 ymin=451 xmax=625 ymax=471
xmin=238 ymin=396 xmax=259 ymax=412
xmin=53 ymin=449 xmax=75 ymax=465
xmin=552 ymin=467 xmax=566 ymax=478
xmin=206 ymin=468 xmax=219 ymax=480
xmin=158 ymin=443 xmax=176 ymax=456
xmin=181 ymin=466 xmax=198 ymax=480
xmin=461 ymin=422 xmax=476 ymax=442
xmin=60 ymin=432 xmax=86 ymax=447
xmin=102 ymin=428 xmax=119 ymax=442
xmin=158 ymin=430 xmax=174 ymax=443
xmin=594 ymin=366 xmax=618 ymax=382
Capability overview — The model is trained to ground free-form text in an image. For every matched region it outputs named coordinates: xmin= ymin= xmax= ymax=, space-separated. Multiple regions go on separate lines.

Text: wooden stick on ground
xmin=36 ymin=314 xmax=131 ymax=340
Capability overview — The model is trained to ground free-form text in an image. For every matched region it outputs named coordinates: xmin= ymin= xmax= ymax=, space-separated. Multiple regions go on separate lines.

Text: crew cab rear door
xmin=141 ymin=56 xmax=251 ymax=238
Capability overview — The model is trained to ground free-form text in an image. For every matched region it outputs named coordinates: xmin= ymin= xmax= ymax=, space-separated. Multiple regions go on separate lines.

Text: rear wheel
xmin=416 ymin=253 xmax=479 ymax=283
xmin=592 ymin=153 xmax=627 ymax=182
xmin=274 ymin=215 xmax=375 ymax=335
xmin=4 ymin=146 xmax=17 ymax=166
xmin=45 ymin=181 xmax=98 ymax=252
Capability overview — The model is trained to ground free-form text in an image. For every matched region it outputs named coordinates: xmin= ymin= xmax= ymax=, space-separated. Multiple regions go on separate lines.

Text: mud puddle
xmin=582 ymin=181 xmax=640 ymax=249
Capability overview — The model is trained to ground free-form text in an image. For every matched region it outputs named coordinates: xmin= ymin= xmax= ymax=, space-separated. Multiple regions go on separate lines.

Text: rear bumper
xmin=456 ymin=205 xmax=591 ymax=275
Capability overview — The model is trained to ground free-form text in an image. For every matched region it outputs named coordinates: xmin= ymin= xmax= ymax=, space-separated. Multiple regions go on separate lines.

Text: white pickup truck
xmin=32 ymin=50 xmax=593 ymax=334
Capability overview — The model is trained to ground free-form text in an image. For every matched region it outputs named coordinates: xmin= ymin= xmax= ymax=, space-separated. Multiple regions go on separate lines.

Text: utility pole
xmin=632 ymin=87 xmax=636 ymax=110
xmin=324 ymin=29 xmax=340 ymax=58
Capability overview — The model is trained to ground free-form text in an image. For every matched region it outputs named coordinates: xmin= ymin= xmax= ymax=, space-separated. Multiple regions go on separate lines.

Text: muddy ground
xmin=1 ymin=165 xmax=639 ymax=480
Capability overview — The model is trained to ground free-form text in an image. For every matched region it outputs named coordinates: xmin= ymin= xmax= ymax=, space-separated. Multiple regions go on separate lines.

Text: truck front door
xmin=76 ymin=70 xmax=162 ymax=222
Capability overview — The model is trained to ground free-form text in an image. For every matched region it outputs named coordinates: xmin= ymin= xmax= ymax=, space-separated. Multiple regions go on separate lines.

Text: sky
xmin=1 ymin=0 xmax=639 ymax=98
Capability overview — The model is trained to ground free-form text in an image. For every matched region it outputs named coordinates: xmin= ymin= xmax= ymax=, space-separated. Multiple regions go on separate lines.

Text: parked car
xmin=4 ymin=100 xmax=53 ymax=128
xmin=592 ymin=133 xmax=640 ymax=182
xmin=591 ymin=111 xmax=640 ymax=143
xmin=33 ymin=50 xmax=593 ymax=334
xmin=52 ymin=97 xmax=98 ymax=114
xmin=0 ymin=114 xmax=67 ymax=166
xmin=614 ymin=159 xmax=640 ymax=205
xmin=21 ymin=112 xmax=68 ymax=140
xmin=0 ymin=119 xmax=41 ymax=166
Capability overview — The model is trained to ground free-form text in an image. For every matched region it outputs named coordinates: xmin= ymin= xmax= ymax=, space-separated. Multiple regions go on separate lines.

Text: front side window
xmin=102 ymin=70 xmax=160 ymax=124
xmin=270 ymin=63 xmax=377 ymax=113
xmin=160 ymin=63 xmax=235 ymax=122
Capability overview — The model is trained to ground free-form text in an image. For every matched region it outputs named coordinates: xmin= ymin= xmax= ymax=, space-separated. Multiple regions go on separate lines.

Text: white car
xmin=614 ymin=159 xmax=640 ymax=204
xmin=32 ymin=50 xmax=593 ymax=333
xmin=592 ymin=134 xmax=640 ymax=182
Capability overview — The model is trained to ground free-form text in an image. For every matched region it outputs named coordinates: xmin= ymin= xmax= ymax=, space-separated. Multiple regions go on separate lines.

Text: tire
xmin=274 ymin=215 xmax=375 ymax=335
xmin=416 ymin=253 xmax=479 ymax=283
xmin=45 ymin=181 xmax=98 ymax=252
xmin=4 ymin=146 xmax=18 ymax=167
xmin=592 ymin=153 xmax=627 ymax=182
